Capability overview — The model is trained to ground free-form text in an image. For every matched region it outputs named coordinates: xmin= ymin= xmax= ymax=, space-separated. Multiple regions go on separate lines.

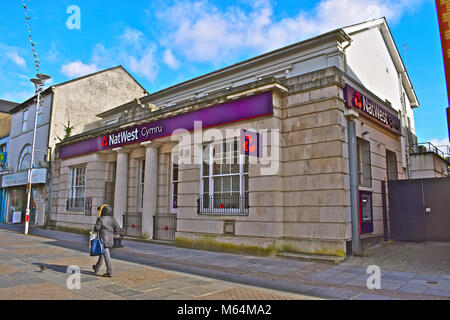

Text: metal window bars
xmin=197 ymin=193 xmax=249 ymax=215
xmin=66 ymin=197 xmax=85 ymax=211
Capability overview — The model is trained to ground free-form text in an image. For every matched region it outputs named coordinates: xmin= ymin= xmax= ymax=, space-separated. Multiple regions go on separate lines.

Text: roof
xmin=97 ymin=27 xmax=351 ymax=118
xmin=0 ymin=99 xmax=18 ymax=114
xmin=99 ymin=18 xmax=420 ymax=118
xmin=9 ymin=65 xmax=148 ymax=114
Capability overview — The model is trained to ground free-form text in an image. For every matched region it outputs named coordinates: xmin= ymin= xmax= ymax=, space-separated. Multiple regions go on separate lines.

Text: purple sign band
xmin=59 ymin=91 xmax=273 ymax=159
xmin=343 ymin=84 xmax=401 ymax=135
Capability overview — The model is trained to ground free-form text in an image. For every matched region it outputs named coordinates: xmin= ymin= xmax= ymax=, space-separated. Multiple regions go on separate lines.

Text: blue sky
xmin=0 ymin=0 xmax=448 ymax=146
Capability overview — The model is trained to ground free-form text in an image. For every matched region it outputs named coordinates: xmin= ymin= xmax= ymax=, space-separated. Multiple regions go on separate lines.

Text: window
xmin=171 ymin=155 xmax=179 ymax=212
xmin=22 ymin=109 xmax=29 ymax=132
xmin=18 ymin=144 xmax=32 ymax=172
xmin=138 ymin=159 xmax=145 ymax=211
xmin=67 ymin=166 xmax=86 ymax=211
xmin=36 ymin=105 xmax=44 ymax=126
xmin=0 ymin=144 xmax=6 ymax=170
xmin=199 ymin=139 xmax=249 ymax=214
xmin=386 ymin=150 xmax=398 ymax=181
xmin=357 ymin=138 xmax=372 ymax=188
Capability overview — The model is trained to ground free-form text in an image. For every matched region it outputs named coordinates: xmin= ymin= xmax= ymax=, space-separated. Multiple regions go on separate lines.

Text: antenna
xmin=22 ymin=1 xmax=41 ymax=73
xmin=403 ymin=44 xmax=413 ymax=71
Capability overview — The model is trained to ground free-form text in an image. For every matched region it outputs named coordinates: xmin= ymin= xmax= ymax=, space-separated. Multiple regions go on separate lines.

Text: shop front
xmin=1 ymin=169 xmax=47 ymax=226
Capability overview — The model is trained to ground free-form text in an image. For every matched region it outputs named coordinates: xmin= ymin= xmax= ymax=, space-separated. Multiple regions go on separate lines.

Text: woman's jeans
xmin=95 ymin=247 xmax=112 ymax=275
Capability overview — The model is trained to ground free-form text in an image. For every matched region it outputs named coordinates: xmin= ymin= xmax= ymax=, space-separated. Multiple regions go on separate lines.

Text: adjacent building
xmin=0 ymin=99 xmax=17 ymax=224
xmin=52 ymin=18 xmax=420 ymax=258
xmin=1 ymin=66 xmax=147 ymax=227
xmin=409 ymin=142 xmax=450 ymax=179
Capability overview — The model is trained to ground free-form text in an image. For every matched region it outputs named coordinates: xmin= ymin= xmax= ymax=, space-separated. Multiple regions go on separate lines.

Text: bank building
xmin=51 ymin=18 xmax=420 ymax=260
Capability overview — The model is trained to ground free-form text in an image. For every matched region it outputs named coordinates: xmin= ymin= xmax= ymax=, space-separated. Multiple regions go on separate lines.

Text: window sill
xmin=66 ymin=209 xmax=85 ymax=213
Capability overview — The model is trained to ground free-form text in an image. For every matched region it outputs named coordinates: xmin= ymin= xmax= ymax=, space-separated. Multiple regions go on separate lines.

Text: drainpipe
xmin=345 ymin=108 xmax=361 ymax=255
xmin=342 ymin=39 xmax=353 ymax=75
xmin=45 ymin=146 xmax=52 ymax=228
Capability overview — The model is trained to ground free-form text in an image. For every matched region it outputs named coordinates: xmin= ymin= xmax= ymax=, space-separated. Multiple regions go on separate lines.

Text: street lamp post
xmin=24 ymin=73 xmax=50 ymax=235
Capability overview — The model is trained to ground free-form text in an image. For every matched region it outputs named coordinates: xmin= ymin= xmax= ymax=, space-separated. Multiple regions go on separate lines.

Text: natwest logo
xmin=240 ymin=129 xmax=261 ymax=157
xmin=103 ymin=128 xmax=139 ymax=148
xmin=352 ymin=91 xmax=363 ymax=109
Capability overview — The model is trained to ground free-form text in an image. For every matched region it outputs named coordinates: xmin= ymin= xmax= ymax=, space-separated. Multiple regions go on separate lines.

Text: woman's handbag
xmin=90 ymin=232 xmax=105 ymax=256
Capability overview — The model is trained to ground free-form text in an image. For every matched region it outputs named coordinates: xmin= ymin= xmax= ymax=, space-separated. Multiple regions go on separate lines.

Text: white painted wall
xmin=344 ymin=27 xmax=416 ymax=133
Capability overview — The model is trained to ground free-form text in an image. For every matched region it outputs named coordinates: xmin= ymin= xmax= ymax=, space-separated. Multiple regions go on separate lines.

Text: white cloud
xmin=6 ymin=51 xmax=26 ymax=68
xmin=73 ymin=27 xmax=159 ymax=82
xmin=156 ymin=0 xmax=426 ymax=64
xmin=128 ymin=47 xmax=159 ymax=81
xmin=429 ymin=138 xmax=450 ymax=147
xmin=60 ymin=61 xmax=99 ymax=78
xmin=163 ymin=49 xmax=180 ymax=69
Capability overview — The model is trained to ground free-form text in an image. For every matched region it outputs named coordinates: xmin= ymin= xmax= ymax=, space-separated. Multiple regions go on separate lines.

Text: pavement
xmin=1 ymin=223 xmax=450 ymax=300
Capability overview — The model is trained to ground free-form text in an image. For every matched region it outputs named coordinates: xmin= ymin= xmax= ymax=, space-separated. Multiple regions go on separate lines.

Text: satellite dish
xmin=36 ymin=73 xmax=51 ymax=81
xmin=30 ymin=78 xmax=41 ymax=85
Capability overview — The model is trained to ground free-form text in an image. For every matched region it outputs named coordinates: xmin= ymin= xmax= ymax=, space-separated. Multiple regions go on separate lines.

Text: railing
xmin=411 ymin=142 xmax=448 ymax=160
xmin=66 ymin=197 xmax=85 ymax=211
xmin=197 ymin=193 xmax=249 ymax=215
xmin=154 ymin=213 xmax=177 ymax=241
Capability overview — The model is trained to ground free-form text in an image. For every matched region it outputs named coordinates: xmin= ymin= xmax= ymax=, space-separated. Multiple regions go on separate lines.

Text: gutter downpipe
xmin=342 ymin=36 xmax=360 ymax=255
xmin=342 ymin=39 xmax=353 ymax=74
xmin=345 ymin=108 xmax=361 ymax=255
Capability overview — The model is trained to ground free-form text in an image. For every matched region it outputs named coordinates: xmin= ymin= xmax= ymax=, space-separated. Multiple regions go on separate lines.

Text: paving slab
xmin=398 ymin=284 xmax=429 ymax=294
xmin=1 ymin=224 xmax=450 ymax=300
xmin=0 ymin=226 xmax=316 ymax=300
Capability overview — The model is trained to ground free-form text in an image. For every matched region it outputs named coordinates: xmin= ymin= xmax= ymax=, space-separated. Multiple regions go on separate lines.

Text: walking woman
xmin=92 ymin=205 xmax=122 ymax=277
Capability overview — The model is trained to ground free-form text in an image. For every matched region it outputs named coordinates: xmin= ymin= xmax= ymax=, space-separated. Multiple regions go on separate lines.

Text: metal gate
xmin=125 ymin=212 xmax=142 ymax=238
xmin=154 ymin=213 xmax=177 ymax=241
xmin=388 ymin=177 xmax=450 ymax=241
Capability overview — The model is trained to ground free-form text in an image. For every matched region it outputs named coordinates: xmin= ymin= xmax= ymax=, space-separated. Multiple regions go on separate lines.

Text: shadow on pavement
xmin=31 ymin=262 xmax=97 ymax=276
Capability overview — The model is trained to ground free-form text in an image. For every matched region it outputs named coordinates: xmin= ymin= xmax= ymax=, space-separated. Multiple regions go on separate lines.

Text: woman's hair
xmin=101 ymin=205 xmax=112 ymax=216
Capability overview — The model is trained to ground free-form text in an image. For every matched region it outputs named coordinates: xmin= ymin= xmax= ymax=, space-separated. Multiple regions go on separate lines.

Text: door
xmin=388 ymin=179 xmax=426 ymax=241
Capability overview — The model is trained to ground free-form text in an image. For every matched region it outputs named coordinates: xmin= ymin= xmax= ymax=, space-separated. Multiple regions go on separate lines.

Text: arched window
xmin=18 ymin=144 xmax=32 ymax=172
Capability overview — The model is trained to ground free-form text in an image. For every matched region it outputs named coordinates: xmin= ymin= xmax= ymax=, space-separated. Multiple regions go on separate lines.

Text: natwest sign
xmin=104 ymin=128 xmax=139 ymax=147
xmin=344 ymin=84 xmax=401 ymax=135
xmin=59 ymin=91 xmax=273 ymax=159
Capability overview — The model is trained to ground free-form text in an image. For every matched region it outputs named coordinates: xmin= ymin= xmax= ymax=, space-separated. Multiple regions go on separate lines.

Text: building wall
xmin=344 ymin=25 xmax=416 ymax=134
xmin=48 ymin=67 xmax=146 ymax=152
xmin=175 ymin=92 xmax=285 ymax=254
xmin=50 ymin=152 xmax=111 ymax=229
xmin=410 ymin=153 xmax=449 ymax=179
xmin=279 ymin=68 xmax=350 ymax=256
xmin=0 ymin=113 xmax=12 ymax=139
xmin=8 ymin=92 xmax=53 ymax=172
